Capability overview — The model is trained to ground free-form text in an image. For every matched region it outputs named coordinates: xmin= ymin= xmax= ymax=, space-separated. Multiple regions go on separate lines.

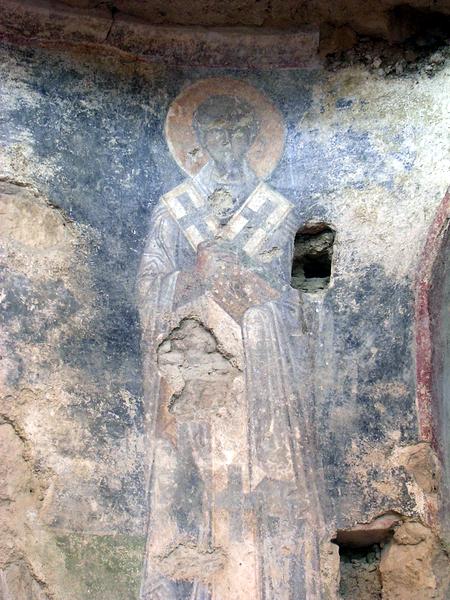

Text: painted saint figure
xmin=137 ymin=80 xmax=326 ymax=600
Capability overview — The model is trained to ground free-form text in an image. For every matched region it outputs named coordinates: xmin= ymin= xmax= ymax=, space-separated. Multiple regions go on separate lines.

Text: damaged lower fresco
xmin=0 ymin=38 xmax=449 ymax=599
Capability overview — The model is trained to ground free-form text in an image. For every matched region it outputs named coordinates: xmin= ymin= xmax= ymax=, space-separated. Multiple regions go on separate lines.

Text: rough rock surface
xmin=59 ymin=0 xmax=450 ymax=36
xmin=0 ymin=422 xmax=50 ymax=599
xmin=380 ymin=522 xmax=450 ymax=599
xmin=0 ymin=0 xmax=449 ymax=69
xmin=339 ymin=544 xmax=382 ymax=599
xmin=158 ymin=319 xmax=240 ymax=418
xmin=0 ymin=26 xmax=449 ymax=599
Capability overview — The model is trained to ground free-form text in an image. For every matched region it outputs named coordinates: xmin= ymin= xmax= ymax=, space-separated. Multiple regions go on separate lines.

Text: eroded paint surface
xmin=137 ymin=83 xmax=326 ymax=598
xmin=0 ymin=41 xmax=449 ymax=598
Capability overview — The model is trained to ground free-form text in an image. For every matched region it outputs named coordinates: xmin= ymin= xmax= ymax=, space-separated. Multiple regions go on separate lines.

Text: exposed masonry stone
xmin=380 ymin=522 xmax=450 ymax=599
xmin=158 ymin=318 xmax=239 ymax=418
xmin=34 ymin=0 xmax=450 ymax=36
xmin=0 ymin=0 xmax=319 ymax=69
xmin=0 ymin=0 xmax=112 ymax=44
xmin=0 ymin=422 xmax=50 ymax=600
xmin=337 ymin=517 xmax=450 ymax=599
xmin=154 ymin=542 xmax=226 ymax=583
xmin=1 ymin=0 xmax=449 ymax=68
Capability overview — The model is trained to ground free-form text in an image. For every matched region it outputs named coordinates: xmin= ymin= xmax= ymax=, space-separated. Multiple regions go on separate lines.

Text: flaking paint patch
xmin=155 ymin=542 xmax=227 ymax=583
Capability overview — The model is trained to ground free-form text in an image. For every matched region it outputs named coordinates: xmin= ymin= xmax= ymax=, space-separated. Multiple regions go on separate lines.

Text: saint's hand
xmin=195 ymin=240 xmax=238 ymax=277
xmin=174 ymin=270 xmax=204 ymax=307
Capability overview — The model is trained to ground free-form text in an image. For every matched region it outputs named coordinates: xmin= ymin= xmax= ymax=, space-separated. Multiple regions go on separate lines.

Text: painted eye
xmin=214 ymin=131 xmax=227 ymax=142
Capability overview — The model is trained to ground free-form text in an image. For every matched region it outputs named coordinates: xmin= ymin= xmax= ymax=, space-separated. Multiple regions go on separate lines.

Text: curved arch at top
xmin=415 ymin=188 xmax=450 ymax=444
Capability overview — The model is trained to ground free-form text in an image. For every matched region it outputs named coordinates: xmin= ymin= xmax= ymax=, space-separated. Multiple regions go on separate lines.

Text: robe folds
xmin=137 ymin=173 xmax=326 ymax=600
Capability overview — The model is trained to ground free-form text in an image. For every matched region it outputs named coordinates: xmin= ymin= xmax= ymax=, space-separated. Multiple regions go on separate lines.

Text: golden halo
xmin=165 ymin=78 xmax=286 ymax=180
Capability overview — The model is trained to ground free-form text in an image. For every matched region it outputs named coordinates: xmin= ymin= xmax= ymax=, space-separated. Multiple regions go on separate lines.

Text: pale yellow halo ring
xmin=165 ymin=78 xmax=286 ymax=180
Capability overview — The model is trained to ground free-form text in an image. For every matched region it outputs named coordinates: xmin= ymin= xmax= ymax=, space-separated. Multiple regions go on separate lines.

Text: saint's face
xmin=200 ymin=123 xmax=254 ymax=174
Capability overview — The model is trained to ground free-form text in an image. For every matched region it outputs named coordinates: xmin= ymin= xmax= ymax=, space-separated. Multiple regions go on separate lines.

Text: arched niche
xmin=415 ymin=190 xmax=450 ymax=535
xmin=430 ymin=219 xmax=450 ymax=539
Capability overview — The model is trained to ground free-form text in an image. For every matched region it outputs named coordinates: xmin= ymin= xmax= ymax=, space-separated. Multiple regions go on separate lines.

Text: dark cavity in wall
xmin=291 ymin=224 xmax=335 ymax=293
xmin=338 ymin=543 xmax=382 ymax=599
xmin=335 ymin=523 xmax=395 ymax=600
xmin=389 ymin=5 xmax=450 ymax=45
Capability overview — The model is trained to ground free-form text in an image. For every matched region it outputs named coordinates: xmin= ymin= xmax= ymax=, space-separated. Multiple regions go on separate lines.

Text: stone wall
xmin=0 ymin=36 xmax=449 ymax=598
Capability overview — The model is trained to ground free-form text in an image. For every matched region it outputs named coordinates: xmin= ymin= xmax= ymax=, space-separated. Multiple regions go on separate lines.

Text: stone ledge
xmin=0 ymin=0 xmax=319 ymax=68
xmin=108 ymin=15 xmax=319 ymax=68
xmin=0 ymin=0 xmax=112 ymax=44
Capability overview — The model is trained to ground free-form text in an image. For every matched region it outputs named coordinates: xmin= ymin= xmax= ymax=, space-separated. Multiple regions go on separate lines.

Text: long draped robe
xmin=137 ymin=169 xmax=326 ymax=600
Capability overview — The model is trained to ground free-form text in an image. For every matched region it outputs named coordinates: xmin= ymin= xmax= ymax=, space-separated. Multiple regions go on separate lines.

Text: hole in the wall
xmin=334 ymin=520 xmax=396 ymax=600
xmin=338 ymin=542 xmax=383 ymax=599
xmin=291 ymin=224 xmax=335 ymax=293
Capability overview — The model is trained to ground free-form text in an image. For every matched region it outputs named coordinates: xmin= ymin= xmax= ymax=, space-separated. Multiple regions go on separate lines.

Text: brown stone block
xmin=380 ymin=522 xmax=450 ymax=599
xmin=112 ymin=0 xmax=271 ymax=27
xmin=108 ymin=16 xmax=319 ymax=68
xmin=0 ymin=0 xmax=112 ymax=44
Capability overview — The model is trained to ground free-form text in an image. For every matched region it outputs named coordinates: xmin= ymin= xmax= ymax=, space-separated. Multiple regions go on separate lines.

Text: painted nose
xmin=222 ymin=131 xmax=232 ymax=146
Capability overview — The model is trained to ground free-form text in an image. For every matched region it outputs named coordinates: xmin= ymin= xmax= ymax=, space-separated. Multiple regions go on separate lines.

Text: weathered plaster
xmin=0 ymin=39 xmax=449 ymax=597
